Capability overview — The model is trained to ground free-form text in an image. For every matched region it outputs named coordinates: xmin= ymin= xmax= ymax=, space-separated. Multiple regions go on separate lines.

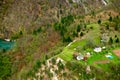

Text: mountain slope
xmin=0 ymin=0 xmax=120 ymax=80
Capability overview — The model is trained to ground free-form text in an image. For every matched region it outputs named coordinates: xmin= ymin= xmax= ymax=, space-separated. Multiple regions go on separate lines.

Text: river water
xmin=0 ymin=39 xmax=15 ymax=51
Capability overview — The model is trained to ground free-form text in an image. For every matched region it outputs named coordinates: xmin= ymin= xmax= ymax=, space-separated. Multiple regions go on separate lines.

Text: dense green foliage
xmin=54 ymin=15 xmax=74 ymax=42
xmin=0 ymin=54 xmax=12 ymax=79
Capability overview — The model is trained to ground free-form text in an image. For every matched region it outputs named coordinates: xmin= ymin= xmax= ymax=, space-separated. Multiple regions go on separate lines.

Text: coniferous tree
xmin=67 ymin=36 xmax=72 ymax=42
xmin=114 ymin=25 xmax=119 ymax=31
xmin=19 ymin=31 xmax=23 ymax=35
xmin=115 ymin=38 xmax=119 ymax=43
xmin=73 ymin=31 xmax=78 ymax=37
xmin=109 ymin=37 xmax=113 ymax=44
xmin=80 ymin=32 xmax=84 ymax=36
xmin=115 ymin=35 xmax=117 ymax=38
xmin=109 ymin=16 xmax=112 ymax=22
xmin=77 ymin=24 xmax=81 ymax=32
xmin=106 ymin=24 xmax=109 ymax=30
xmin=84 ymin=24 xmax=87 ymax=29
xmin=98 ymin=19 xmax=101 ymax=24
xmin=69 ymin=0 xmax=73 ymax=3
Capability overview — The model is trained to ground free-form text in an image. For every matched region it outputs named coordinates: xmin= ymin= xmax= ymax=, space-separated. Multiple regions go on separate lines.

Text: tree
xmin=51 ymin=58 xmax=56 ymax=65
xmin=60 ymin=30 xmax=64 ymax=37
xmin=77 ymin=24 xmax=81 ymax=32
xmin=61 ymin=15 xmax=74 ymax=26
xmin=36 ymin=60 xmax=41 ymax=68
xmin=84 ymin=24 xmax=87 ymax=29
xmin=73 ymin=31 xmax=78 ymax=37
xmin=80 ymin=32 xmax=84 ymax=36
xmin=92 ymin=11 xmax=95 ymax=16
xmin=98 ymin=19 xmax=101 ymax=24
xmin=54 ymin=22 xmax=61 ymax=31
xmin=109 ymin=37 xmax=113 ymax=44
xmin=66 ymin=36 xmax=72 ymax=42
xmin=45 ymin=55 xmax=48 ymax=60
xmin=19 ymin=31 xmax=23 ymax=35
xmin=57 ymin=61 xmax=64 ymax=70
xmin=37 ymin=27 xmax=42 ymax=33
xmin=114 ymin=25 xmax=119 ymax=31
xmin=116 ymin=15 xmax=119 ymax=19
xmin=106 ymin=24 xmax=109 ymax=30
xmin=115 ymin=38 xmax=119 ymax=43
xmin=109 ymin=16 xmax=112 ymax=22
xmin=33 ymin=30 xmax=37 ymax=35
xmin=115 ymin=35 xmax=117 ymax=38
xmin=90 ymin=26 xmax=93 ymax=29
xmin=69 ymin=0 xmax=73 ymax=3
xmin=62 ymin=36 xmax=72 ymax=43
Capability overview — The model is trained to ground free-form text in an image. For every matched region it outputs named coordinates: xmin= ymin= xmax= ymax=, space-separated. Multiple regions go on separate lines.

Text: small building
xmin=94 ymin=47 xmax=102 ymax=52
xmin=76 ymin=54 xmax=84 ymax=60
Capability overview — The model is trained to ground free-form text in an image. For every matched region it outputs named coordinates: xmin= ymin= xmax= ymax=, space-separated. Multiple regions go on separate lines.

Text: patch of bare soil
xmin=94 ymin=60 xmax=110 ymax=64
xmin=113 ymin=49 xmax=120 ymax=57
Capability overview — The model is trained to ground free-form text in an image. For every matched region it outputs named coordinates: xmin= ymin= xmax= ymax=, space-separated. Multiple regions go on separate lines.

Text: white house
xmin=76 ymin=54 xmax=84 ymax=60
xmin=94 ymin=47 xmax=102 ymax=52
